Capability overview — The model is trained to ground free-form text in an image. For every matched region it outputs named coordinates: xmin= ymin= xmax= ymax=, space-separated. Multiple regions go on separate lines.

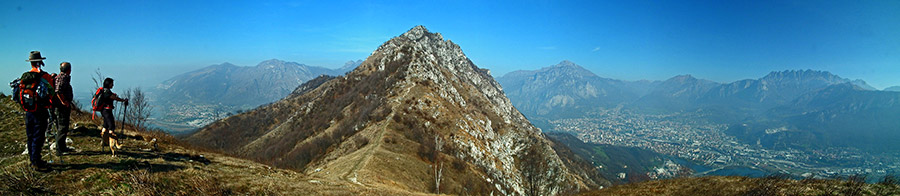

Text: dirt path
xmin=340 ymin=83 xmax=414 ymax=185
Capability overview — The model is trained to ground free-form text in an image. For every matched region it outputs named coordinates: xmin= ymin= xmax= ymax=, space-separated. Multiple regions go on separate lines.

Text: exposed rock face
xmin=188 ymin=26 xmax=603 ymax=195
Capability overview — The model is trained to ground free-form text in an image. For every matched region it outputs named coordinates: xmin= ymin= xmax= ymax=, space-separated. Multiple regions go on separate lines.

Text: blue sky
xmin=2 ymin=0 xmax=899 ymax=95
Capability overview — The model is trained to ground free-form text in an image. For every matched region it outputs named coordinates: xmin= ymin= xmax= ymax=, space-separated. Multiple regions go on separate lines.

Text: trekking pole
xmin=121 ymin=100 xmax=128 ymax=140
xmin=48 ymin=108 xmax=58 ymax=163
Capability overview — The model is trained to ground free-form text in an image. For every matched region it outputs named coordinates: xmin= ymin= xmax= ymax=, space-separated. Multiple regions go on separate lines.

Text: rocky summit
xmin=187 ymin=26 xmax=605 ymax=195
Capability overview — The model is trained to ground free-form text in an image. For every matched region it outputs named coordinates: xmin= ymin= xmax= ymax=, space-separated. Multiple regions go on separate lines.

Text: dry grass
xmin=581 ymin=175 xmax=900 ymax=196
xmin=0 ymin=94 xmax=411 ymax=195
xmin=0 ymin=164 xmax=52 ymax=195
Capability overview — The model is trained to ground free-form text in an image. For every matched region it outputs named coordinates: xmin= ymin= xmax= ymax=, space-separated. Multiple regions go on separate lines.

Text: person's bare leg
xmin=100 ymin=128 xmax=107 ymax=145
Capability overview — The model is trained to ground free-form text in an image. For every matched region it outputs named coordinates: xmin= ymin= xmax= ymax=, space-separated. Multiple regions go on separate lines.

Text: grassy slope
xmin=583 ymin=176 xmax=900 ymax=196
xmin=0 ymin=94 xmax=420 ymax=195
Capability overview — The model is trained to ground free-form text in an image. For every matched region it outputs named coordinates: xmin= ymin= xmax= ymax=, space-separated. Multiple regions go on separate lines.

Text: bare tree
xmin=433 ymin=135 xmax=444 ymax=194
xmin=521 ymin=140 xmax=549 ymax=196
xmin=91 ymin=68 xmax=103 ymax=90
xmin=122 ymin=87 xmax=152 ymax=131
xmin=88 ymin=68 xmax=104 ymax=124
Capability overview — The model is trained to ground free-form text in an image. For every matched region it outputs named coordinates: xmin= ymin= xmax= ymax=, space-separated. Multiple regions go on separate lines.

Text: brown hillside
xmin=187 ymin=26 xmax=608 ymax=195
xmin=0 ymin=93 xmax=442 ymax=195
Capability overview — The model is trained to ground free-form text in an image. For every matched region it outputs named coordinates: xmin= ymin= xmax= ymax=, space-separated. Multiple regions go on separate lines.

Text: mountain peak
xmin=534 ymin=60 xmax=597 ymax=79
xmin=214 ymin=62 xmax=237 ymax=68
xmin=339 ymin=59 xmax=363 ymax=70
xmin=553 ymin=60 xmax=579 ymax=68
xmin=668 ymin=74 xmax=697 ymax=82
xmin=368 ymin=25 xmax=463 ymax=74
xmin=257 ymin=59 xmax=289 ymax=66
xmin=763 ymin=69 xmax=839 ymax=80
xmin=401 ymin=25 xmax=442 ymax=41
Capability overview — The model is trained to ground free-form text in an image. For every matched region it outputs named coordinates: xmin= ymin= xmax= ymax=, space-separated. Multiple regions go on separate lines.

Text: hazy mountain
xmin=885 ymin=86 xmax=900 ymax=92
xmin=728 ymin=83 xmax=900 ymax=152
xmin=187 ymin=26 xmax=605 ymax=195
xmin=700 ymin=70 xmax=864 ymax=109
xmin=336 ymin=59 xmax=364 ymax=75
xmin=156 ymin=59 xmax=353 ymax=107
xmin=497 ymin=61 xmax=655 ymax=118
xmin=500 ymin=64 xmax=897 ymax=154
xmin=502 ymin=68 xmax=875 ymax=118
xmin=624 ymin=70 xmax=877 ymax=121
xmin=152 ymin=59 xmax=361 ymax=130
xmin=850 ymin=79 xmax=877 ymax=91
xmin=632 ymin=74 xmax=719 ymax=113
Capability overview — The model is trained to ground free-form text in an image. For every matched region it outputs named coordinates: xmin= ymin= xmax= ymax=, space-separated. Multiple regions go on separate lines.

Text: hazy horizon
xmin=3 ymin=0 xmax=900 ymax=95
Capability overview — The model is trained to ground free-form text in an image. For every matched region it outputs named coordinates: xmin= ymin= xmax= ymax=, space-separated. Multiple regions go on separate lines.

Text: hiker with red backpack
xmin=16 ymin=51 xmax=56 ymax=171
xmin=93 ymin=77 xmax=128 ymax=155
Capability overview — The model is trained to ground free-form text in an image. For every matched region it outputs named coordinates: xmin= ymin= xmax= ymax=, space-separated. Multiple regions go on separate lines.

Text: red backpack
xmin=15 ymin=71 xmax=54 ymax=112
xmin=90 ymin=87 xmax=106 ymax=119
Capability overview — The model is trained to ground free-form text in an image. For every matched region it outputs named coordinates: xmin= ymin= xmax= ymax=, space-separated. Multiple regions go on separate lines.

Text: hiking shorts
xmin=101 ymin=109 xmax=116 ymax=131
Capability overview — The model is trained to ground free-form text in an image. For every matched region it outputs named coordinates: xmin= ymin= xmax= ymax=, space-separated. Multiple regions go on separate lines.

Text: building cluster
xmin=550 ymin=109 xmax=900 ymax=179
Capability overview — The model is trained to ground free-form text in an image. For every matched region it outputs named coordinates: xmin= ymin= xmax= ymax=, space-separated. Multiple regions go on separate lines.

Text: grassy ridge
xmin=0 ymin=94 xmax=396 ymax=195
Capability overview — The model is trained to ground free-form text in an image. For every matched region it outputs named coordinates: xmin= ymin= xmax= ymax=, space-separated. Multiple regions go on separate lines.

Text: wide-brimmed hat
xmin=27 ymin=51 xmax=46 ymax=62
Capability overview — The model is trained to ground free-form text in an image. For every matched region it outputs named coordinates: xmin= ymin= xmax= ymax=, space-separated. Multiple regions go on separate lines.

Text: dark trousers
xmin=55 ymin=106 xmax=71 ymax=150
xmin=101 ymin=109 xmax=115 ymax=131
xmin=25 ymin=109 xmax=49 ymax=165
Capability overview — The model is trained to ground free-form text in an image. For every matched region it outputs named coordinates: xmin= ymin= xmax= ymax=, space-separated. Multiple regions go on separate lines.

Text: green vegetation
xmin=546 ymin=132 xmax=673 ymax=184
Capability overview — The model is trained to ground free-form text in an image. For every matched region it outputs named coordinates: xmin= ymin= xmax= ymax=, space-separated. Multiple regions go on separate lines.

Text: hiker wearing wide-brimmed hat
xmin=18 ymin=51 xmax=56 ymax=171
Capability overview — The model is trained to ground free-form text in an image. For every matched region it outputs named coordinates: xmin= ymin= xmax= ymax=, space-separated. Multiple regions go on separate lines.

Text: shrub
xmin=125 ymin=169 xmax=160 ymax=196
xmin=880 ymin=175 xmax=898 ymax=186
xmin=841 ymin=174 xmax=867 ymax=196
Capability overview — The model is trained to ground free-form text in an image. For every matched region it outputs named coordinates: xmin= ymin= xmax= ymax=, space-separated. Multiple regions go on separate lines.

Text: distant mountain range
xmin=885 ymin=86 xmax=900 ymax=92
xmin=729 ymin=83 xmax=900 ymax=152
xmin=499 ymin=61 xmax=900 ymax=153
xmin=152 ymin=59 xmax=361 ymax=130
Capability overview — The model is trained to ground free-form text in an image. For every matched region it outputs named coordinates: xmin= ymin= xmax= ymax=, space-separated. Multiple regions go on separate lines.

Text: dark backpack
xmin=15 ymin=71 xmax=54 ymax=112
xmin=9 ymin=79 xmax=21 ymax=103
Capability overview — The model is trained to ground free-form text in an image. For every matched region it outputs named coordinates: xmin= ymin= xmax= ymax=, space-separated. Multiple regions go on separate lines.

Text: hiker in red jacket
xmin=19 ymin=51 xmax=55 ymax=171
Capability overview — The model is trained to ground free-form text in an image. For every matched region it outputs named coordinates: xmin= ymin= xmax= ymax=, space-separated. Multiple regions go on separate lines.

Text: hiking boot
xmin=31 ymin=161 xmax=51 ymax=172
xmin=62 ymin=146 xmax=76 ymax=152
xmin=56 ymin=146 xmax=76 ymax=156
